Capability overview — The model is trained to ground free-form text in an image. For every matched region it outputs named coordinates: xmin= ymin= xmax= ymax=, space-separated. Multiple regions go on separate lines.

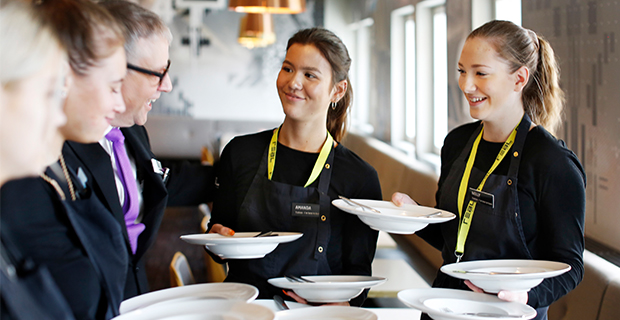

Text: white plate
xmin=276 ymin=306 xmax=378 ymax=320
xmin=181 ymin=232 xmax=303 ymax=259
xmin=398 ymin=288 xmax=537 ymax=320
xmin=251 ymin=299 xmax=310 ymax=311
xmin=119 ymin=283 xmax=259 ymax=314
xmin=332 ymin=199 xmax=455 ymax=234
xmin=441 ymin=260 xmax=571 ymax=293
xmin=113 ymin=300 xmax=274 ymax=320
xmin=268 ymin=275 xmax=386 ymax=303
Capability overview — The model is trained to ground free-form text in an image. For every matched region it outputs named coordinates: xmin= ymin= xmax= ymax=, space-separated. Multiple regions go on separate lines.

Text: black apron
xmin=225 ymin=144 xmax=335 ymax=299
xmin=425 ymin=114 xmax=548 ymax=320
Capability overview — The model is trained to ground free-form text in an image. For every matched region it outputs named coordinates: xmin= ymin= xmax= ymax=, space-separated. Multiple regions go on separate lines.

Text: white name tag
xmin=291 ymin=203 xmax=320 ymax=218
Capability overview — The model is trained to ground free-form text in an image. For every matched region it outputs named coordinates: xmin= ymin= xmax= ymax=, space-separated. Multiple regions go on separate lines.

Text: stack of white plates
xmin=119 ymin=283 xmax=259 ymax=314
xmin=114 ymin=300 xmax=273 ymax=320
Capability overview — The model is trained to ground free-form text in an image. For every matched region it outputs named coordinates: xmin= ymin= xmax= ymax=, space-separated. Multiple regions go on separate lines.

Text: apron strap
xmin=506 ymin=113 xmax=532 ymax=177
xmin=314 ymin=146 xmax=335 ymax=260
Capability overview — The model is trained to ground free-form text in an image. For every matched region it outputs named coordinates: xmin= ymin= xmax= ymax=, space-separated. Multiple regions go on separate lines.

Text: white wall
xmin=150 ymin=0 xmax=317 ymax=122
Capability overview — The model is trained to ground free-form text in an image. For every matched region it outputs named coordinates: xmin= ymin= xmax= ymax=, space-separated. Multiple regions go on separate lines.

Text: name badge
xmin=77 ymin=167 xmax=88 ymax=188
xmin=291 ymin=203 xmax=320 ymax=218
xmin=469 ymin=188 xmax=495 ymax=208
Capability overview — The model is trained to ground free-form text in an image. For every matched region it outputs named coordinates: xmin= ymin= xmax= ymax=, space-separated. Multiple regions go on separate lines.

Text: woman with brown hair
xmin=1 ymin=0 xmax=128 ymax=318
xmin=393 ymin=20 xmax=585 ymax=320
xmin=209 ymin=27 xmax=382 ymax=306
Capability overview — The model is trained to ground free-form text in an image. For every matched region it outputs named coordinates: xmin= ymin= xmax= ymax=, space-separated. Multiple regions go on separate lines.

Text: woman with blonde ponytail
xmin=522 ymin=33 xmax=565 ymax=135
xmin=208 ymin=28 xmax=381 ymax=306
xmin=392 ymin=20 xmax=585 ymax=320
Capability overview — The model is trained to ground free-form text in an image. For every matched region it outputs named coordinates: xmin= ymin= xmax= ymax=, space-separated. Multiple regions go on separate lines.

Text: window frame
xmin=349 ymin=18 xmax=375 ymax=135
xmin=390 ymin=5 xmax=416 ymax=155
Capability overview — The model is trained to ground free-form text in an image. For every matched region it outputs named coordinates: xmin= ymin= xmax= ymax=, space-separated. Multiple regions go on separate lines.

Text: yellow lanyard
xmin=455 ymin=120 xmax=521 ymax=262
xmin=268 ymin=127 xmax=334 ymax=188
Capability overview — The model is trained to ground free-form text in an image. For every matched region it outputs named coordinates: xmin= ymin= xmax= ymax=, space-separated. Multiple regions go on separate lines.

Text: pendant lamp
xmin=229 ymin=0 xmax=306 ymax=14
xmin=238 ymin=13 xmax=276 ymax=49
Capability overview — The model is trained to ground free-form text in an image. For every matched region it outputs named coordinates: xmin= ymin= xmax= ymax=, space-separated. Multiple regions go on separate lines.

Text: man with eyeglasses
xmin=63 ymin=0 xmax=213 ymax=300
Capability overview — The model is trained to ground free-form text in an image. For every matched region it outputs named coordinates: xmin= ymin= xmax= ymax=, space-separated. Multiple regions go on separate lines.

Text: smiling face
xmin=0 ymin=45 xmax=66 ymax=183
xmin=112 ymin=35 xmax=172 ymax=127
xmin=61 ymin=46 xmax=126 ymax=143
xmin=276 ymin=44 xmax=341 ymax=127
xmin=458 ymin=37 xmax=525 ymax=124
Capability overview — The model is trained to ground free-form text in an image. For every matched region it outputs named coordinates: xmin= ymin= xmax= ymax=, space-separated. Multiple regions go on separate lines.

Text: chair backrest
xmin=170 ymin=251 xmax=196 ymax=287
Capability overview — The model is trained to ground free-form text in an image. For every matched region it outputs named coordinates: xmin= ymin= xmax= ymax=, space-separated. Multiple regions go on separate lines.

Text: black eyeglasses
xmin=127 ymin=60 xmax=171 ymax=86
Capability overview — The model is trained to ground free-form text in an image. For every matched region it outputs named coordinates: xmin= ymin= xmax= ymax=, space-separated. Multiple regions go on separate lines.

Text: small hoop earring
xmin=331 ymin=101 xmax=337 ymax=110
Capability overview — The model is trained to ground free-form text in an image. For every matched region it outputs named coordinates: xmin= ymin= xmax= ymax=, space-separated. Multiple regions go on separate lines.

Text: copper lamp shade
xmin=238 ymin=13 xmax=276 ymax=49
xmin=229 ymin=0 xmax=306 ymax=14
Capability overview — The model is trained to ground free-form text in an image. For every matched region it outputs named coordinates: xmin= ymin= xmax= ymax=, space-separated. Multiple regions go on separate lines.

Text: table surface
xmin=366 ymin=307 xmax=422 ymax=319
xmin=252 ymin=299 xmax=422 ymax=319
xmin=369 ymin=258 xmax=430 ymax=298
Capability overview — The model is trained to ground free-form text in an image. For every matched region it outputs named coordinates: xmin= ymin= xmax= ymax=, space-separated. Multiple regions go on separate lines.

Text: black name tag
xmin=469 ymin=188 xmax=495 ymax=208
xmin=292 ymin=203 xmax=320 ymax=218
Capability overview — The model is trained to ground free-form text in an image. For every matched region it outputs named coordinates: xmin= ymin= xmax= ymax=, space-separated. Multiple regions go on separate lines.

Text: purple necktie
xmin=106 ymin=128 xmax=145 ymax=254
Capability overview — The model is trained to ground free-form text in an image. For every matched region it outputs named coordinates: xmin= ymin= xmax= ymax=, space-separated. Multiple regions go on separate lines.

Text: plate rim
xmin=331 ymin=199 xmax=456 ymax=222
xmin=180 ymin=232 xmax=303 ymax=245
xmin=116 ymin=299 xmax=274 ymax=320
xmin=398 ymin=288 xmax=537 ymax=320
xmin=441 ymin=259 xmax=572 ymax=280
xmin=268 ymin=275 xmax=387 ymax=289
xmin=119 ymin=283 xmax=259 ymax=314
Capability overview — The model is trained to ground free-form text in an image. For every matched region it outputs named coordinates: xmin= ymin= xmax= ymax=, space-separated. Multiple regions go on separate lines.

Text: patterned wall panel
xmin=523 ymin=0 xmax=619 ymax=251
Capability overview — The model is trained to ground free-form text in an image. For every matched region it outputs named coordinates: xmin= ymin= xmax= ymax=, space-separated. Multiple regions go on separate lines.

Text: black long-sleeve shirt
xmin=417 ymin=122 xmax=586 ymax=309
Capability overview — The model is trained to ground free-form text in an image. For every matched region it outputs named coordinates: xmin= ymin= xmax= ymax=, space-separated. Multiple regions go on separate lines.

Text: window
xmin=405 ymin=16 xmax=416 ymax=141
xmin=472 ymin=0 xmax=522 ymax=29
xmin=432 ymin=6 xmax=447 ymax=151
xmin=390 ymin=5 xmax=415 ymax=153
xmin=349 ymin=18 xmax=374 ymax=134
xmin=495 ymin=0 xmax=522 ymax=26
xmin=413 ymin=0 xmax=446 ymax=168
xmin=389 ymin=1 xmax=446 ymax=169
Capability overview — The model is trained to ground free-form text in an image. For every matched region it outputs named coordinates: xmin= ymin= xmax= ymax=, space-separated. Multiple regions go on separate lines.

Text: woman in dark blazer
xmin=0 ymin=1 xmax=71 ymax=319
xmin=1 ymin=0 xmax=129 ymax=319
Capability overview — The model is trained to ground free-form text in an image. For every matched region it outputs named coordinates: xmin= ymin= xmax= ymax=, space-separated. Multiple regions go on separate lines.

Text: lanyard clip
xmin=455 ymin=251 xmax=463 ymax=263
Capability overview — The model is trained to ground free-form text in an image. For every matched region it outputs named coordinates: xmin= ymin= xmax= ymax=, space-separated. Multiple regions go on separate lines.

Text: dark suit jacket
xmin=63 ymin=125 xmax=168 ymax=299
xmin=1 ymin=228 xmax=75 ymax=320
xmin=64 ymin=125 xmax=215 ymax=299
xmin=0 ymin=165 xmax=128 ymax=319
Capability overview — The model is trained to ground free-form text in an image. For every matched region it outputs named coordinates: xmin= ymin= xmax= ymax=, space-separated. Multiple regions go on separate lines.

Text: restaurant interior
xmin=5 ymin=0 xmax=617 ymax=319
xmin=132 ymin=0 xmax=620 ymax=319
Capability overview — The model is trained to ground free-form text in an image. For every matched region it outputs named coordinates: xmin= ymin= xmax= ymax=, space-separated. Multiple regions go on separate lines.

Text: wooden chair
xmin=170 ymin=251 xmax=196 ymax=287
xmin=201 ymin=215 xmax=227 ymax=282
